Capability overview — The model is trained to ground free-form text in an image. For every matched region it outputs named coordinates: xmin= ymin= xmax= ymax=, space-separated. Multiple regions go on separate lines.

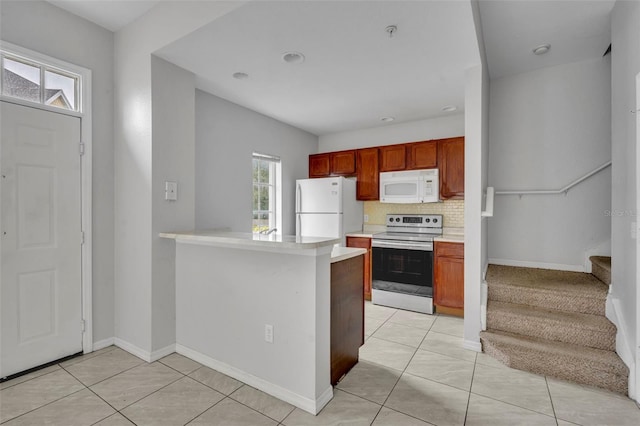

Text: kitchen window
xmin=1 ymin=52 xmax=80 ymax=112
xmin=252 ymin=152 xmax=281 ymax=233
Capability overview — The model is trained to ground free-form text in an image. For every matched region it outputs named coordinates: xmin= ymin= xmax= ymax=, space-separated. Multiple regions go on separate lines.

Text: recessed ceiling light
xmin=232 ymin=72 xmax=249 ymax=80
xmin=380 ymin=116 xmax=395 ymax=122
xmin=532 ymin=44 xmax=551 ymax=55
xmin=282 ymin=51 xmax=305 ymax=64
xmin=442 ymin=105 xmax=457 ymax=112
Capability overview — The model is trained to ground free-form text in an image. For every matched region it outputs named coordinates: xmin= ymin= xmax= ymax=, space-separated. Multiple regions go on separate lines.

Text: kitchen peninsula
xmin=160 ymin=230 xmax=365 ymax=415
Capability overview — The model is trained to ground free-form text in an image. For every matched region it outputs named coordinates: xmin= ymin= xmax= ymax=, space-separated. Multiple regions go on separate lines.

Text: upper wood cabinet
xmin=379 ymin=145 xmax=406 ymax=172
xmin=406 ymin=141 xmax=437 ymax=170
xmin=309 ymin=150 xmax=356 ymax=178
xmin=309 ymin=153 xmax=331 ymax=178
xmin=331 ymin=150 xmax=356 ymax=175
xmin=356 ymin=148 xmax=379 ymax=200
xmin=309 ymin=136 xmax=464 ymax=200
xmin=438 ymin=137 xmax=464 ymax=199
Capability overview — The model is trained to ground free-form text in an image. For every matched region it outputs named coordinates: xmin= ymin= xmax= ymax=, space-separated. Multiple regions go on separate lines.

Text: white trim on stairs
xmin=606 ymin=295 xmax=636 ymax=399
xmin=489 ymin=258 xmax=585 ymax=272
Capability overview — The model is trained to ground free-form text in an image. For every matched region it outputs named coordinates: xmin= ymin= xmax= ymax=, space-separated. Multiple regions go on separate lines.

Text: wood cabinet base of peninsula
xmin=331 ymin=255 xmax=364 ymax=385
xmin=346 ymin=236 xmax=372 ymax=300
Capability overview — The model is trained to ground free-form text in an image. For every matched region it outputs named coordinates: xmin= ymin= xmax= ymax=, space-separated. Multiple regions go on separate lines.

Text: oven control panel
xmin=387 ymin=214 xmax=443 ymax=228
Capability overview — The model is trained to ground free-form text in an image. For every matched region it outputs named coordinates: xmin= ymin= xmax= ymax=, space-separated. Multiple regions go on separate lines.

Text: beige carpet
xmin=481 ymin=263 xmax=627 ymax=394
xmin=486 ymin=264 xmax=608 ymax=315
xmin=590 ymin=256 xmax=611 ymax=286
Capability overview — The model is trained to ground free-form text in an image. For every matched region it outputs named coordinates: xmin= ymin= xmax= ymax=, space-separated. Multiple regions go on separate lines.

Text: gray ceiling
xmin=46 ymin=1 xmax=615 ymax=136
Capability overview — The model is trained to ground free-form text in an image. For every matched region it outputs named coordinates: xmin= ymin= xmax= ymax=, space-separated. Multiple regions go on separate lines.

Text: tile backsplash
xmin=364 ymin=200 xmax=464 ymax=228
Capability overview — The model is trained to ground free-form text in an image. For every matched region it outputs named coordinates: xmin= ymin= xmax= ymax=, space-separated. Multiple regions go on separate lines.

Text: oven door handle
xmin=372 ymin=240 xmax=433 ymax=251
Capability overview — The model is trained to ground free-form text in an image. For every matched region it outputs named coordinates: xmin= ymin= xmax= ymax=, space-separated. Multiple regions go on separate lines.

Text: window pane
xmin=45 ymin=70 xmax=76 ymax=110
xmin=260 ymin=161 xmax=269 ymax=184
xmin=2 ymin=57 xmax=41 ymax=103
xmin=260 ymin=185 xmax=269 ymax=213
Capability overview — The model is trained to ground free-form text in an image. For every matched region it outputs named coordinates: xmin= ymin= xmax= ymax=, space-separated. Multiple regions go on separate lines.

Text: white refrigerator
xmin=295 ymin=177 xmax=363 ymax=245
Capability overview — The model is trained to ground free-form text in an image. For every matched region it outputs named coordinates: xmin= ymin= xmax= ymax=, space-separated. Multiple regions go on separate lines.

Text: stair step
xmin=486 ymin=265 xmax=608 ymax=315
xmin=480 ymin=330 xmax=628 ymax=394
xmin=590 ymin=256 xmax=611 ymax=285
xmin=486 ymin=300 xmax=616 ymax=351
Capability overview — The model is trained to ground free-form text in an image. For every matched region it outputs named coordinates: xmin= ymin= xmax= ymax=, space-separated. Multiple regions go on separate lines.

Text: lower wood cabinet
xmin=434 ymin=241 xmax=464 ymax=317
xmin=331 ymin=254 xmax=364 ymax=385
xmin=346 ymin=236 xmax=372 ymax=300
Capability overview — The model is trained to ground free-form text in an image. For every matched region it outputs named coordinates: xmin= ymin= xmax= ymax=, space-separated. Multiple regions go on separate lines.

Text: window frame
xmin=252 ymin=152 xmax=282 ymax=234
xmin=1 ymin=49 xmax=82 ymax=114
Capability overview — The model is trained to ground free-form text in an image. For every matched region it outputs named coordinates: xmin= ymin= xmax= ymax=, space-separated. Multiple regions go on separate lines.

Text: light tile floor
xmin=2 ymin=302 xmax=640 ymax=425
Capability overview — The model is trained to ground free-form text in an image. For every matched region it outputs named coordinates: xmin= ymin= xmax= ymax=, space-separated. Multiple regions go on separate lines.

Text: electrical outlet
xmin=264 ymin=324 xmax=273 ymax=343
xmin=363 ymin=214 xmax=369 ymax=223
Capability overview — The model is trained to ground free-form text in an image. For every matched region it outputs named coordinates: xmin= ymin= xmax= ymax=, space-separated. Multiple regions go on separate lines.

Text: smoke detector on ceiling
xmin=232 ymin=72 xmax=249 ymax=80
xmin=532 ymin=44 xmax=551 ymax=55
xmin=282 ymin=52 xmax=305 ymax=64
xmin=380 ymin=116 xmax=395 ymax=122
xmin=385 ymin=25 xmax=397 ymax=38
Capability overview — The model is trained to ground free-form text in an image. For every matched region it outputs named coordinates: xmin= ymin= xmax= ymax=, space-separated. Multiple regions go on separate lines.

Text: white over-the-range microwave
xmin=379 ymin=169 xmax=439 ymax=203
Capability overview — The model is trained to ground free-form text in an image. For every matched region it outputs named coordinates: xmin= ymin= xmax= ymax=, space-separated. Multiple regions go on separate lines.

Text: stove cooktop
xmin=373 ymin=214 xmax=443 ymax=242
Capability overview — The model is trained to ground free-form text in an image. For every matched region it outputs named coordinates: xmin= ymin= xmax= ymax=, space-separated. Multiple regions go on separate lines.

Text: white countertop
xmin=435 ymin=227 xmax=464 ymax=243
xmin=346 ymin=232 xmax=374 ymax=238
xmin=160 ymin=230 xmax=340 ymax=250
xmin=331 ymin=246 xmax=367 ymax=263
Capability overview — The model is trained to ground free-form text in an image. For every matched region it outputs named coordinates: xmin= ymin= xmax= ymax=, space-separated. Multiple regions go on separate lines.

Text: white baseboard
xmin=150 ymin=344 xmax=176 ymax=362
xmin=114 ymin=339 xmax=176 ymax=363
xmin=114 ymin=338 xmax=152 ymax=362
xmin=92 ymin=338 xmax=115 ymax=351
xmin=176 ymin=343 xmax=333 ymax=415
xmin=480 ymin=281 xmax=488 ymax=331
xmin=463 ymin=339 xmax=482 ymax=352
xmin=606 ymin=296 xmax=636 ymax=399
xmin=489 ymin=258 xmax=585 ymax=273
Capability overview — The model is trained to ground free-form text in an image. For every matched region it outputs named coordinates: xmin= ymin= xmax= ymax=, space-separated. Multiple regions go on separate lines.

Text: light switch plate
xmin=165 ymin=181 xmax=177 ymax=201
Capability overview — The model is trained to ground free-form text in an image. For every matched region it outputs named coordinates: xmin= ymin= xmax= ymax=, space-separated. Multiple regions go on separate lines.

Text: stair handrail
xmin=481 ymin=186 xmax=494 ymax=217
xmin=494 ymin=161 xmax=611 ymax=196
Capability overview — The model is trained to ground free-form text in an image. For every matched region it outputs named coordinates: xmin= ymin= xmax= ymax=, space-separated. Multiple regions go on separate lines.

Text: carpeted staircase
xmin=480 ymin=257 xmax=629 ymax=394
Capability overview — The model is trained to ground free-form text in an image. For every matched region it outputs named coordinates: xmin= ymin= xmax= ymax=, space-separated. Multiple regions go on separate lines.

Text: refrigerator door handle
xmin=297 ymin=214 xmax=302 ymax=237
xmin=296 ymin=183 xmax=302 ymax=213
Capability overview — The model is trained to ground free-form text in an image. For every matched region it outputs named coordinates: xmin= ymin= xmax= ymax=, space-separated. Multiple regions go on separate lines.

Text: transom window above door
xmin=1 ymin=52 xmax=80 ymax=112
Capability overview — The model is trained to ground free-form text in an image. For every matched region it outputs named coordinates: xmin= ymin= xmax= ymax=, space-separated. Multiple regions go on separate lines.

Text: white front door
xmin=1 ymin=101 xmax=82 ymax=377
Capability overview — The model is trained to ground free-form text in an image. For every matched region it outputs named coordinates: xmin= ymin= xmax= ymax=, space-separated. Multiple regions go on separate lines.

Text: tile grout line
xmin=226 ymin=384 xmax=296 ymax=424
xmin=112 ymin=368 xmax=189 ymax=413
xmin=544 ymin=376 xmax=560 ymax=425
xmin=0 ymin=365 xmax=62 ymax=391
xmin=0 ymin=385 xmax=88 ymax=425
xmin=462 ymin=355 xmax=477 ymax=425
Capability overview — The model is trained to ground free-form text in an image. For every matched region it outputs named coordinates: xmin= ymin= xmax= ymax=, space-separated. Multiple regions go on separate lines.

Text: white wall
xmin=151 ymin=56 xmax=195 ymax=353
xmin=0 ymin=1 xmax=115 ymax=344
xmin=195 ymin=91 xmax=318 ymax=235
xmin=463 ymin=0 xmax=489 ymax=351
xmin=318 ymin=115 xmax=464 ymax=152
xmin=488 ymin=58 xmax=612 ymax=271
xmin=175 ymin=242 xmax=332 ymax=413
xmin=610 ymin=0 xmax=639 ymax=401
xmin=114 ymin=1 xmax=243 ymax=357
